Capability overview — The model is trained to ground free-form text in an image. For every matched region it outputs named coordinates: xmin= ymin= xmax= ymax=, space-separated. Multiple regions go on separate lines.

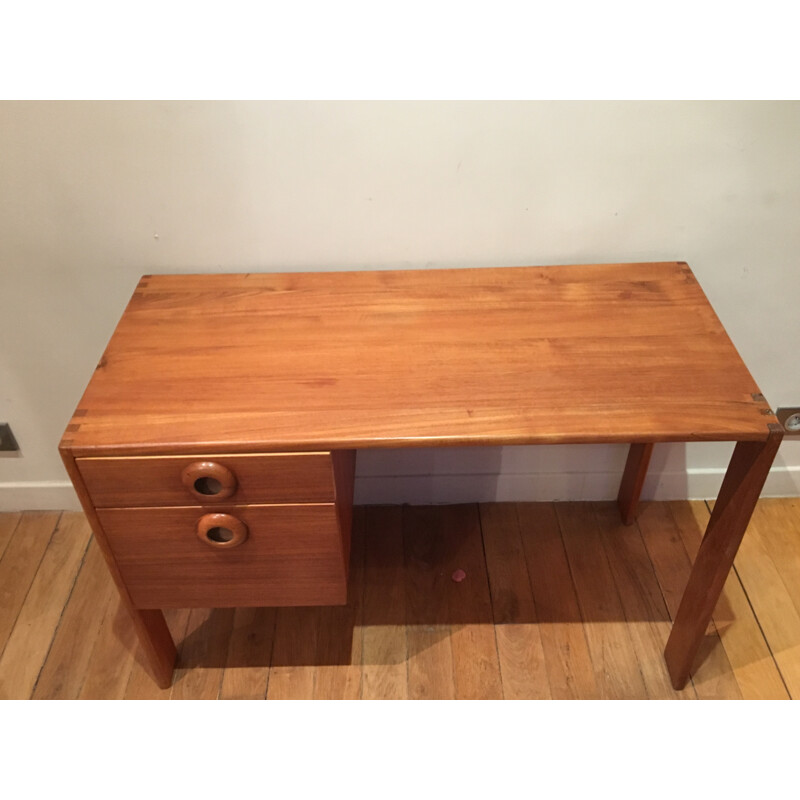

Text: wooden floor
xmin=1 ymin=499 xmax=798 ymax=700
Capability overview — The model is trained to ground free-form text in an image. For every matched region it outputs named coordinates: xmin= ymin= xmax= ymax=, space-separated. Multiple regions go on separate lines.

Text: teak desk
xmin=60 ymin=262 xmax=783 ymax=691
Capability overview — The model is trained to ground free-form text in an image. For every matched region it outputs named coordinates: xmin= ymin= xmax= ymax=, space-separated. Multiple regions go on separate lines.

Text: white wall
xmin=1 ymin=101 xmax=798 ymax=510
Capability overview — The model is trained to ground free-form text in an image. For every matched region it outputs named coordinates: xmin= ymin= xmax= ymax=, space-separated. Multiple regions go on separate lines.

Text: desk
xmin=59 ymin=262 xmax=782 ymax=691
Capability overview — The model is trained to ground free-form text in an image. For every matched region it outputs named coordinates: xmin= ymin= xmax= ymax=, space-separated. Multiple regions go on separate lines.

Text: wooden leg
xmin=130 ymin=608 xmax=177 ymax=689
xmin=664 ymin=425 xmax=783 ymax=689
xmin=59 ymin=452 xmax=178 ymax=689
xmin=617 ymin=443 xmax=654 ymax=524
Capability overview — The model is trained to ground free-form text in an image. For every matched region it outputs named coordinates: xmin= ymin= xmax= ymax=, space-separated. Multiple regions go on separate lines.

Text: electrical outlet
xmin=0 ymin=423 xmax=20 ymax=452
xmin=776 ymin=407 xmax=800 ymax=439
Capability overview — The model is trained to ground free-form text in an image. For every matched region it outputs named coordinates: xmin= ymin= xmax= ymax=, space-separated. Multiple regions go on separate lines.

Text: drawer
xmin=97 ymin=503 xmax=349 ymax=608
xmin=77 ymin=452 xmax=336 ymax=508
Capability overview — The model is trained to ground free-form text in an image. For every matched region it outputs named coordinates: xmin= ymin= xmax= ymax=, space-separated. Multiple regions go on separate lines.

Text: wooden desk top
xmin=61 ymin=262 xmax=774 ymax=456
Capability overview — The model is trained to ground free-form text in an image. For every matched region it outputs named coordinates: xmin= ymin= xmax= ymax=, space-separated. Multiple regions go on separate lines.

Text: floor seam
xmin=31 ymin=521 xmax=92 ymax=698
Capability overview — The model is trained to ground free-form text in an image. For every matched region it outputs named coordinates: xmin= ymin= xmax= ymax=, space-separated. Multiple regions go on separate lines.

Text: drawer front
xmin=78 ymin=452 xmax=335 ymax=508
xmin=97 ymin=504 xmax=348 ymax=608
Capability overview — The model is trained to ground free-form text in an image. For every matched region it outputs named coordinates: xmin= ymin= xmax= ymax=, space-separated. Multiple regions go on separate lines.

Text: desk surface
xmin=63 ymin=261 xmax=772 ymax=456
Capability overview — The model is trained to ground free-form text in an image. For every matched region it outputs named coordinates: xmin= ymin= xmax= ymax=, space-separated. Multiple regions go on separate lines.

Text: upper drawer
xmin=76 ymin=452 xmax=336 ymax=508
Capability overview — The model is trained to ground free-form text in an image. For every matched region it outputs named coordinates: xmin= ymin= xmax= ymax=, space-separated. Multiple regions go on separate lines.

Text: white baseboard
xmin=353 ymin=466 xmax=800 ymax=505
xmin=1 ymin=468 xmax=798 ymax=511
xmin=0 ymin=482 xmax=83 ymax=512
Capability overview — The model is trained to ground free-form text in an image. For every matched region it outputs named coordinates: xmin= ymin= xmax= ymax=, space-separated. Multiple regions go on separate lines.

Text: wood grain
xmin=78 ymin=592 xmax=140 ymax=700
xmin=57 ymin=262 xmax=779 ymax=692
xmin=181 ymin=459 xmax=238 ymax=501
xmin=77 ymin=452 xmax=336 ymax=507
xmin=171 ymin=608 xmax=235 ymax=700
xmin=664 ymin=429 xmax=782 ymax=689
xmin=266 ymin=607 xmax=321 ymax=699
xmin=218 ymin=608 xmax=276 ymax=700
xmin=313 ymin=507 xmax=365 ymax=700
xmin=97 ymin=503 xmax=348 ymax=608
xmin=59 ymin=450 xmax=178 ymax=688
xmin=4 ymin=501 xmax=799 ymax=699
xmin=557 ymin=502 xmax=649 ymax=699
xmin=33 ymin=538 xmax=117 ymax=699
xmin=124 ymin=609 xmax=191 ymax=699
xmin=749 ymin=499 xmax=800 ymax=618
xmin=617 ymin=443 xmax=654 ymax=524
xmin=592 ymin=503 xmax=694 ymax=699
xmin=636 ymin=502 xmax=742 ymax=699
xmin=61 ymin=263 xmax=773 ymax=457
xmin=727 ymin=500 xmax=800 ymax=698
xmin=0 ymin=513 xmax=21 ymax=562
xmin=404 ymin=505 xmax=456 ymax=700
xmin=196 ymin=512 xmax=249 ymax=549
xmin=361 ymin=506 xmax=407 ymax=700
xmin=670 ymin=500 xmax=788 ymax=699
xmin=480 ymin=503 xmax=550 ymax=699
xmin=516 ymin=503 xmax=599 ymax=699
xmin=0 ymin=511 xmax=61 ymax=653
xmin=438 ymin=504 xmax=502 ymax=700
xmin=332 ymin=450 xmax=356 ymax=567
xmin=0 ymin=513 xmax=90 ymax=699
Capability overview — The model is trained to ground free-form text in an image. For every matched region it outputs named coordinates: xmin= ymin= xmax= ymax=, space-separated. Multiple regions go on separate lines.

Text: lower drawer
xmin=97 ymin=504 xmax=349 ymax=608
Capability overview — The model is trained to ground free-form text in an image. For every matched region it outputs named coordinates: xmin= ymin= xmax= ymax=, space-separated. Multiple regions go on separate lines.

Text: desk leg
xmin=130 ymin=609 xmax=178 ymax=689
xmin=59 ymin=451 xmax=178 ymax=690
xmin=617 ymin=443 xmax=653 ymax=524
xmin=664 ymin=426 xmax=783 ymax=689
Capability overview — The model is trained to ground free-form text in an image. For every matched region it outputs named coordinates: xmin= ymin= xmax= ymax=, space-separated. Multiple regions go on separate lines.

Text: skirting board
xmin=2 ymin=468 xmax=799 ymax=511
xmin=355 ymin=467 xmax=800 ymax=505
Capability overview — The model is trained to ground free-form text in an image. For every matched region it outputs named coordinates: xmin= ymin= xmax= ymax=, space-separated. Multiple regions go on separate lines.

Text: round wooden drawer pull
xmin=181 ymin=461 xmax=237 ymax=501
xmin=196 ymin=513 xmax=248 ymax=549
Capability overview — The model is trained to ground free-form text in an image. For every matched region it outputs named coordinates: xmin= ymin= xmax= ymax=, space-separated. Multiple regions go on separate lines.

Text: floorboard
xmin=670 ymin=501 xmax=788 ymax=700
xmin=0 ymin=512 xmax=61 ymax=656
xmin=404 ymin=505 xmax=456 ymax=700
xmin=592 ymin=502 xmax=694 ymax=699
xmin=32 ymin=538 xmax=116 ymax=699
xmin=218 ymin=607 xmax=276 ymax=700
xmin=0 ymin=513 xmax=89 ymax=700
xmin=123 ymin=608 xmax=192 ymax=699
xmin=557 ymin=502 xmax=649 ymax=699
xmin=517 ymin=503 xmax=600 ymax=699
xmin=725 ymin=500 xmax=800 ymax=699
xmin=79 ymin=592 xmax=139 ymax=700
xmin=0 ymin=513 xmax=22 ymax=563
xmin=480 ymin=503 xmax=550 ymax=699
xmin=313 ymin=511 xmax=365 ymax=700
xmin=636 ymin=501 xmax=742 ymax=699
xmin=438 ymin=504 xmax=502 ymax=700
xmin=3 ymin=500 xmax=797 ymax=700
xmin=361 ymin=506 xmax=408 ymax=700
xmin=266 ymin=606 xmax=321 ymax=700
